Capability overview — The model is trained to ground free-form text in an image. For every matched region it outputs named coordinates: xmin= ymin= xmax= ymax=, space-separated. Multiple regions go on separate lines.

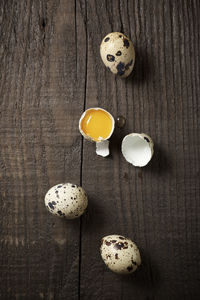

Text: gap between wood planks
xmin=78 ymin=0 xmax=88 ymax=299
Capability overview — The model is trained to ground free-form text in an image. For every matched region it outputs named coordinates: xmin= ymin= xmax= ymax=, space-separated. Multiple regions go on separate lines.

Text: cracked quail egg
xmin=100 ymin=32 xmax=135 ymax=78
xmin=44 ymin=183 xmax=88 ymax=219
xmin=100 ymin=235 xmax=141 ymax=275
xmin=79 ymin=107 xmax=115 ymax=157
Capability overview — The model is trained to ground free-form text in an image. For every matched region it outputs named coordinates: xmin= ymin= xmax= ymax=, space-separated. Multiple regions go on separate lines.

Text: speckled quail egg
xmin=100 ymin=32 xmax=135 ymax=78
xmin=100 ymin=235 xmax=141 ymax=275
xmin=44 ymin=183 xmax=88 ymax=219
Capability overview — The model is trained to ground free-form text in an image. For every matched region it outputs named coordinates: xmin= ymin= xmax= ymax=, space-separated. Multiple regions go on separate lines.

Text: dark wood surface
xmin=0 ymin=0 xmax=199 ymax=299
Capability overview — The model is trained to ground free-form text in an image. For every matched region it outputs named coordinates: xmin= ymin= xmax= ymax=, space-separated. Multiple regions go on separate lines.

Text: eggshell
xmin=100 ymin=32 xmax=135 ymax=78
xmin=96 ymin=140 xmax=110 ymax=157
xmin=122 ymin=133 xmax=154 ymax=167
xmin=100 ymin=235 xmax=141 ymax=275
xmin=44 ymin=183 xmax=88 ymax=219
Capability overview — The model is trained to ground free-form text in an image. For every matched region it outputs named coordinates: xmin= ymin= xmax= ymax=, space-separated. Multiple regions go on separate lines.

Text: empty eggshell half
xmin=79 ymin=108 xmax=115 ymax=157
xmin=100 ymin=32 xmax=135 ymax=78
xmin=122 ymin=133 xmax=154 ymax=167
xmin=100 ymin=235 xmax=141 ymax=275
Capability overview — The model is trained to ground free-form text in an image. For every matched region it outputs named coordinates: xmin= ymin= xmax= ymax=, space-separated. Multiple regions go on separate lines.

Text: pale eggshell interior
xmin=96 ymin=140 xmax=110 ymax=157
xmin=122 ymin=134 xmax=153 ymax=167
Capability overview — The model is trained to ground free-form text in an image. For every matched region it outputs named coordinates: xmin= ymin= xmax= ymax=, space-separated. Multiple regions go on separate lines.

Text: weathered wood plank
xmin=80 ymin=0 xmax=200 ymax=299
xmin=0 ymin=0 xmax=87 ymax=299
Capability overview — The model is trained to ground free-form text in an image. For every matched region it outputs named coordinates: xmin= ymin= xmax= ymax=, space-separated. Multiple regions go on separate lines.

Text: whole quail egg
xmin=100 ymin=32 xmax=135 ymax=78
xmin=100 ymin=235 xmax=141 ymax=275
xmin=44 ymin=183 xmax=88 ymax=219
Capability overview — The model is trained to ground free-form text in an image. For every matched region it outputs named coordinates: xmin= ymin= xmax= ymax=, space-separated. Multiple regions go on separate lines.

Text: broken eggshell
xmin=96 ymin=140 xmax=110 ymax=157
xmin=79 ymin=108 xmax=115 ymax=157
xmin=100 ymin=32 xmax=135 ymax=78
xmin=44 ymin=183 xmax=88 ymax=219
xmin=121 ymin=133 xmax=154 ymax=167
xmin=100 ymin=235 xmax=141 ymax=275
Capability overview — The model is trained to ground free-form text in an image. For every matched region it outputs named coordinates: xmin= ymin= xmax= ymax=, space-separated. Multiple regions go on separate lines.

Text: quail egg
xmin=100 ymin=32 xmax=135 ymax=78
xmin=44 ymin=183 xmax=88 ymax=219
xmin=100 ymin=234 xmax=141 ymax=275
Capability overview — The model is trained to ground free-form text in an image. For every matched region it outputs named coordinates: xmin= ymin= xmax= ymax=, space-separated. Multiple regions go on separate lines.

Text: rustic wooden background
xmin=0 ymin=0 xmax=200 ymax=299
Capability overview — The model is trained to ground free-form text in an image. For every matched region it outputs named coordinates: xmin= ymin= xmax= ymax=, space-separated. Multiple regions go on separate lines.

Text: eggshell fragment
xmin=44 ymin=183 xmax=88 ymax=219
xmin=122 ymin=133 xmax=154 ymax=167
xmin=100 ymin=235 xmax=141 ymax=275
xmin=96 ymin=140 xmax=110 ymax=157
xmin=100 ymin=32 xmax=135 ymax=78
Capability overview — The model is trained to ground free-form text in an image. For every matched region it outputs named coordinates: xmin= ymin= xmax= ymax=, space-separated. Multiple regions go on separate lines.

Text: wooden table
xmin=0 ymin=1 xmax=199 ymax=299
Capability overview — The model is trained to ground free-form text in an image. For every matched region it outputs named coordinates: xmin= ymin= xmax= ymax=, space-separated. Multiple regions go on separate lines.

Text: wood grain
xmin=0 ymin=0 xmax=200 ymax=299
xmin=0 ymin=0 xmax=87 ymax=299
xmin=80 ymin=0 xmax=200 ymax=300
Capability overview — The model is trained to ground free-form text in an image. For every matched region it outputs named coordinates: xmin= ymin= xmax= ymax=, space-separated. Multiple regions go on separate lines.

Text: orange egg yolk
xmin=81 ymin=109 xmax=113 ymax=142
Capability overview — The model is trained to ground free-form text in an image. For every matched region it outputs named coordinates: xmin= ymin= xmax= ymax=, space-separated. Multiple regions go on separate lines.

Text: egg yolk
xmin=81 ymin=109 xmax=113 ymax=142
